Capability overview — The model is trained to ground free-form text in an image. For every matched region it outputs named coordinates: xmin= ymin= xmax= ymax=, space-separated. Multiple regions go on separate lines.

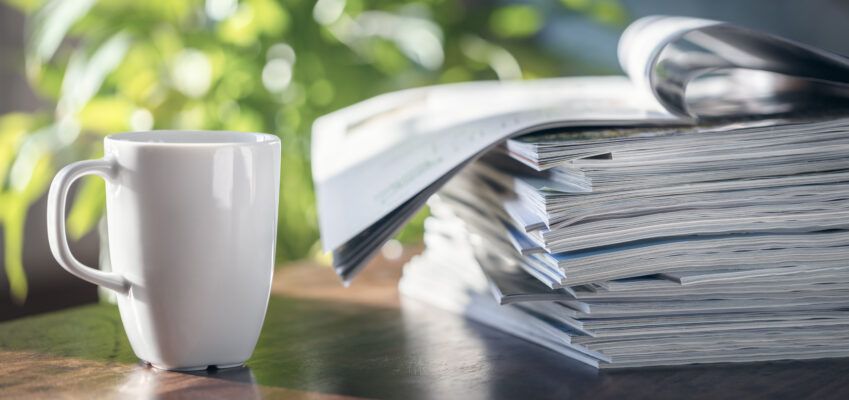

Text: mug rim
xmin=106 ymin=130 xmax=280 ymax=146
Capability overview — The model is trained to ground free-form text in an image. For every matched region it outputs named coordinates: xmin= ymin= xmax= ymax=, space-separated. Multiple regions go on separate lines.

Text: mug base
xmin=144 ymin=360 xmax=246 ymax=372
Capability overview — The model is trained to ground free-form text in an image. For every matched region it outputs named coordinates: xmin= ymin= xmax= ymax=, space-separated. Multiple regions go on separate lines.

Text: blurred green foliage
xmin=0 ymin=0 xmax=626 ymax=303
xmin=490 ymin=5 xmax=542 ymax=38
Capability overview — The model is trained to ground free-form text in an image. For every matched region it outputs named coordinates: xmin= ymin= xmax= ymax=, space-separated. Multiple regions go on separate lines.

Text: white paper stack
xmin=399 ymin=117 xmax=849 ymax=368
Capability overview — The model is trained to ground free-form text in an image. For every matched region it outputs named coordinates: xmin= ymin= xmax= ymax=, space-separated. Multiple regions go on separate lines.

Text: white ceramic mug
xmin=47 ymin=131 xmax=281 ymax=371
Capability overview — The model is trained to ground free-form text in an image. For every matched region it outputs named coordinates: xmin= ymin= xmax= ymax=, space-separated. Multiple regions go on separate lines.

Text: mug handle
xmin=47 ymin=158 xmax=128 ymax=294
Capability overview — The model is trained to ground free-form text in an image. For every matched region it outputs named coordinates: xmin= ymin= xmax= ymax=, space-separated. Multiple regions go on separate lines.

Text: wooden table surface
xmin=2 ymin=249 xmax=849 ymax=399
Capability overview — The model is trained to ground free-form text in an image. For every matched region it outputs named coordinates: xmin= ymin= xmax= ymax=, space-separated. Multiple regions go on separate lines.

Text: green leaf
xmin=20 ymin=153 xmax=52 ymax=203
xmin=77 ymin=97 xmax=134 ymax=134
xmin=1 ymin=155 xmax=52 ymax=303
xmin=489 ymin=5 xmax=542 ymax=39
xmin=560 ymin=0 xmax=591 ymax=11
xmin=25 ymin=0 xmax=96 ymax=79
xmin=66 ymin=175 xmax=104 ymax=240
xmin=59 ymin=32 xmax=132 ymax=116
xmin=2 ymin=194 xmax=29 ymax=303
xmin=2 ymin=0 xmax=46 ymax=13
xmin=0 ymin=114 xmax=33 ymax=185
xmin=217 ymin=3 xmax=261 ymax=46
xmin=395 ymin=206 xmax=428 ymax=244
xmin=251 ymin=0 xmax=289 ymax=37
xmin=590 ymin=0 xmax=628 ymax=27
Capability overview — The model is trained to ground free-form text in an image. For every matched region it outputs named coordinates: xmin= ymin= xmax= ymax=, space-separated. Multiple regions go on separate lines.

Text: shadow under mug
xmin=47 ymin=130 xmax=281 ymax=370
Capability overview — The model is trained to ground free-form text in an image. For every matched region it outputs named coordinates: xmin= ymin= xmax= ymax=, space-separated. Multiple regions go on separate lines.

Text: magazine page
xmin=619 ymin=16 xmax=849 ymax=117
xmin=312 ymin=77 xmax=677 ymax=281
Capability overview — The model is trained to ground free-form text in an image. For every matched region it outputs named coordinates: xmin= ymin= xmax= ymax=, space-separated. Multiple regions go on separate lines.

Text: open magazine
xmin=312 ymin=16 xmax=849 ymax=283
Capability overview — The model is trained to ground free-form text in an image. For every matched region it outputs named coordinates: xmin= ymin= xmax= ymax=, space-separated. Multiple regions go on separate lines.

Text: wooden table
xmin=2 ymin=249 xmax=849 ymax=399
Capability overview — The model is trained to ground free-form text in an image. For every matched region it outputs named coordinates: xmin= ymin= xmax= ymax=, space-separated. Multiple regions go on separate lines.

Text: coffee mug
xmin=47 ymin=131 xmax=281 ymax=371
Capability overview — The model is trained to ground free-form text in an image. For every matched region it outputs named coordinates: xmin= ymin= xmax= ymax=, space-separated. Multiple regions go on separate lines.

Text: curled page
xmin=620 ymin=16 xmax=849 ymax=117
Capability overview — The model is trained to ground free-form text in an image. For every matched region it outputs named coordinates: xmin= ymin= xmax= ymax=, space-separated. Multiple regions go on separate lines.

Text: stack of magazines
xmin=312 ymin=16 xmax=849 ymax=368
xmin=400 ymin=119 xmax=849 ymax=368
